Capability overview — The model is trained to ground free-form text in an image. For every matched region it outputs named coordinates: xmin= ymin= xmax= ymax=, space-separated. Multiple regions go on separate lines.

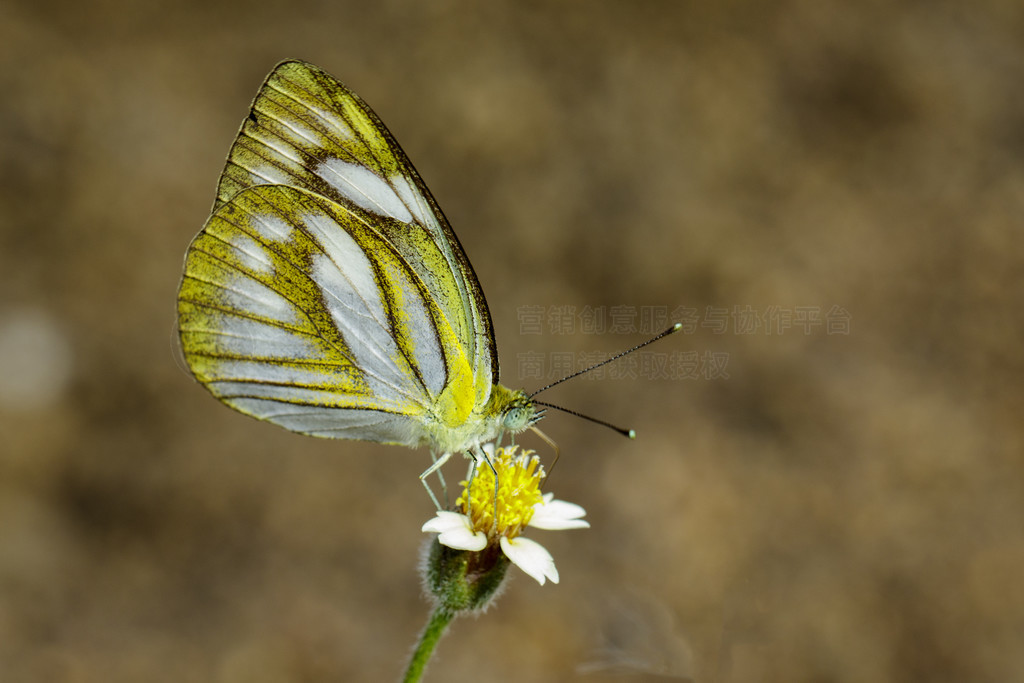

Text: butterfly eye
xmin=503 ymin=406 xmax=532 ymax=431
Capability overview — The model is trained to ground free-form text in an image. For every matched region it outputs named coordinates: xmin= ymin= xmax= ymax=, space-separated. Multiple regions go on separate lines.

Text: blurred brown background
xmin=2 ymin=1 xmax=1023 ymax=681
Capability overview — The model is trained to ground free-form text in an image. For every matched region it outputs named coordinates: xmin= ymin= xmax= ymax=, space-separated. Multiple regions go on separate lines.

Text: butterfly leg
xmin=431 ymin=451 xmax=450 ymax=507
xmin=462 ymin=456 xmax=478 ymax=514
xmin=470 ymin=445 xmax=501 ymax=533
xmin=419 ymin=451 xmax=453 ymax=511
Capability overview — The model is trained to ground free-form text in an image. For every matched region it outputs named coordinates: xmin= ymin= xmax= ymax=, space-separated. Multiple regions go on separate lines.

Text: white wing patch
xmin=191 ymin=258 xmax=298 ymax=328
xmin=390 ymin=173 xmax=435 ymax=228
xmin=305 ymin=214 xmax=387 ymax=326
xmin=285 ymin=93 xmax=356 ymax=143
xmin=310 ymin=253 xmax=413 ymax=400
xmin=316 ymin=158 xmax=414 ymax=223
xmin=201 ymin=359 xmax=313 ymax=386
xmin=213 ymin=381 xmax=407 ymax=411
xmin=396 ymin=283 xmax=446 ymax=397
xmin=248 ymin=164 xmax=295 ymax=189
xmin=248 ymin=214 xmax=293 ymax=243
xmin=226 ymin=398 xmax=421 ymax=444
xmin=202 ymin=315 xmax=319 ymax=359
xmin=302 ymin=207 xmax=446 ymax=399
xmin=229 ymin=231 xmax=275 ymax=275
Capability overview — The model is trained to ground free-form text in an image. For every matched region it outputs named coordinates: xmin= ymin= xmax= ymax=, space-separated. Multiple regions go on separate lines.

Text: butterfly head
xmin=487 ymin=384 xmax=541 ymax=436
xmin=502 ymin=393 xmax=540 ymax=433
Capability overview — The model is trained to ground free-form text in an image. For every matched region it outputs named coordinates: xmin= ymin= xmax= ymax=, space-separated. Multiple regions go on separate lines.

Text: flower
xmin=421 ymin=444 xmax=589 ymax=586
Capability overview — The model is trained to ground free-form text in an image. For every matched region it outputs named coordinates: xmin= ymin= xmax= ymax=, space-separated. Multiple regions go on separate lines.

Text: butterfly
xmin=177 ymin=60 xmax=543 ymax=505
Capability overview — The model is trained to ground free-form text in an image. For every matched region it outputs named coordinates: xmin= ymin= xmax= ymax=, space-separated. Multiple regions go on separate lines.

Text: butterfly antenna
xmin=529 ymin=323 xmax=683 ymax=398
xmin=533 ymin=401 xmax=636 ymax=440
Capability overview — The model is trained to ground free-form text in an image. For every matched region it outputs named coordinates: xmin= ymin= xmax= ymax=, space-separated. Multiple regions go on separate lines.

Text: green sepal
xmin=422 ymin=537 xmax=510 ymax=614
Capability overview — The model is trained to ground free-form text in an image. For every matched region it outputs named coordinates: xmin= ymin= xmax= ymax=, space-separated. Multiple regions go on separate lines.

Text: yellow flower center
xmin=457 ymin=445 xmax=546 ymax=539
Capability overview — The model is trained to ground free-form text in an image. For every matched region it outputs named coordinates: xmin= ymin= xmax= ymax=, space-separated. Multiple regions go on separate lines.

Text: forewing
xmin=214 ymin=60 xmax=496 ymax=408
xmin=178 ymin=184 xmax=475 ymax=444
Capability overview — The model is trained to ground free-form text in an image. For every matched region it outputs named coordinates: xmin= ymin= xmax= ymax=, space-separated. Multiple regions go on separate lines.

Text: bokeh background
xmin=3 ymin=1 xmax=1023 ymax=681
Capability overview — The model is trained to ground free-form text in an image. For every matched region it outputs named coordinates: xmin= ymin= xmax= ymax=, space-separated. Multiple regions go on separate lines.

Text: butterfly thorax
xmin=419 ymin=383 xmax=537 ymax=454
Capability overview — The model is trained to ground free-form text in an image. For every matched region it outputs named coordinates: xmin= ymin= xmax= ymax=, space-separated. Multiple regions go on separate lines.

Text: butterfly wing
xmin=216 ymin=60 xmax=495 ymax=407
xmin=178 ymin=61 xmax=498 ymax=445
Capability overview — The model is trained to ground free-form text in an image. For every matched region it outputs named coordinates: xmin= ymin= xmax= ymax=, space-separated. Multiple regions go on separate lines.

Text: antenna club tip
xmin=628 ymin=429 xmax=636 ymax=439
xmin=670 ymin=323 xmax=683 ymax=332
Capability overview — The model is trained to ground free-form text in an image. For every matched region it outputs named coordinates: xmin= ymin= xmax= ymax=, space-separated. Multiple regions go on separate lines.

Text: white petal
xmin=500 ymin=536 xmax=559 ymax=585
xmin=421 ymin=511 xmax=468 ymax=533
xmin=439 ymin=527 xmax=487 ymax=551
xmin=529 ymin=498 xmax=590 ymax=530
xmin=422 ymin=511 xmax=487 ymax=551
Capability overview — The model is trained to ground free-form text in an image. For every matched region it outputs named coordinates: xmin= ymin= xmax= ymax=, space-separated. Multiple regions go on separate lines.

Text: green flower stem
xmin=402 ymin=606 xmax=455 ymax=683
